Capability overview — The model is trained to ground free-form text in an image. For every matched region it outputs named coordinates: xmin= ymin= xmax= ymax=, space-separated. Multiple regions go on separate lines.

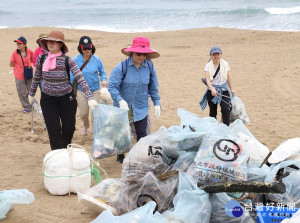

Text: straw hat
xmin=121 ymin=37 xmax=160 ymax=59
xmin=36 ymin=33 xmax=48 ymax=44
xmin=40 ymin=31 xmax=69 ymax=54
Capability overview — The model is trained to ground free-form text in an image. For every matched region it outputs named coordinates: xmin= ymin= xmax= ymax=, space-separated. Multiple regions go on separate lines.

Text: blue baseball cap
xmin=210 ymin=46 xmax=222 ymax=55
xmin=14 ymin=36 xmax=27 ymax=44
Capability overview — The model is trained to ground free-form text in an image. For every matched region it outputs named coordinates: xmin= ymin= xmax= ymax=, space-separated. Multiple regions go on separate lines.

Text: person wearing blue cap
xmin=9 ymin=36 xmax=34 ymax=113
xmin=200 ymin=46 xmax=236 ymax=126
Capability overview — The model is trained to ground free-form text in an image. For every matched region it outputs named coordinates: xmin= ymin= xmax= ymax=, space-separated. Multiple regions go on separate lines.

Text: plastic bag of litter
xmin=177 ymin=108 xmax=218 ymax=133
xmin=77 ymin=178 xmax=125 ymax=215
xmin=188 ymin=124 xmax=249 ymax=184
xmin=92 ymin=104 xmax=132 ymax=159
xmin=162 ymin=126 xmax=202 ymax=158
xmin=117 ymin=171 xmax=178 ymax=215
xmin=210 ymin=193 xmax=255 ymax=223
xmin=163 ymin=172 xmax=212 ymax=223
xmin=91 ymin=201 xmax=169 ymax=223
xmin=268 ymin=138 xmax=300 ymax=164
xmin=230 ymin=95 xmax=250 ymax=125
xmin=122 ymin=127 xmax=171 ymax=181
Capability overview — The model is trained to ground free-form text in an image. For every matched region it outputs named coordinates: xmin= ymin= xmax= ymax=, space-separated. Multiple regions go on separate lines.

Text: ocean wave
xmin=265 ymin=6 xmax=300 ymax=15
xmin=0 ymin=26 xmax=8 ymax=29
xmin=55 ymin=25 xmax=161 ymax=33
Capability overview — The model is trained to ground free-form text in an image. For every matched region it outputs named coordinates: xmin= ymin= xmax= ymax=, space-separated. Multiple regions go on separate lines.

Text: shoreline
xmin=0 ymin=27 xmax=300 ymax=222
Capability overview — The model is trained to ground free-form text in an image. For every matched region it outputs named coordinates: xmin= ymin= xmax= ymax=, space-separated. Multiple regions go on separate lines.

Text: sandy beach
xmin=0 ymin=27 xmax=300 ymax=222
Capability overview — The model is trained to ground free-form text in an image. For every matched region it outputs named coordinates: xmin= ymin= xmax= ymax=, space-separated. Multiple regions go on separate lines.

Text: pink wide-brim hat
xmin=121 ymin=36 xmax=160 ymax=59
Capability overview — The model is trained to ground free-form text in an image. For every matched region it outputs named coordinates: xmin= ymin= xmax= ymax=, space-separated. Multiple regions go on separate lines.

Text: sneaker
xmin=81 ymin=127 xmax=87 ymax=136
xmin=117 ymin=154 xmax=125 ymax=163
xmin=23 ymin=109 xmax=30 ymax=114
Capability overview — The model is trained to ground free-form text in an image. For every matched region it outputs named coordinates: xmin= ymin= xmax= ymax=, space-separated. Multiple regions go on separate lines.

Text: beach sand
xmin=0 ymin=27 xmax=299 ymax=222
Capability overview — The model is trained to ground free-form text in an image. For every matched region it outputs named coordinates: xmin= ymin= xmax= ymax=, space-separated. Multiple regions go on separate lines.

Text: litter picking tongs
xmin=31 ymin=101 xmax=46 ymax=133
xmin=215 ymin=93 xmax=232 ymax=108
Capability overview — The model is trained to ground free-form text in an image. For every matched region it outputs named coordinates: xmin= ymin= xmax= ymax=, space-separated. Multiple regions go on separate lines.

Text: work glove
xmin=88 ymin=99 xmax=98 ymax=111
xmin=154 ymin=105 xmax=161 ymax=118
xmin=119 ymin=100 xmax=129 ymax=110
xmin=28 ymin=95 xmax=36 ymax=105
xmin=101 ymin=80 xmax=108 ymax=87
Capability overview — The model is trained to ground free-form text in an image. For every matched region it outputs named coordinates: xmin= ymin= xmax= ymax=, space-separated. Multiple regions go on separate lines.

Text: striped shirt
xmin=30 ymin=54 xmax=92 ymax=99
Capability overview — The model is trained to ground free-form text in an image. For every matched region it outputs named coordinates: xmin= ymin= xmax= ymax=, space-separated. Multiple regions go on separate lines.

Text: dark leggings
xmin=41 ymin=91 xmax=77 ymax=150
xmin=207 ymin=90 xmax=231 ymax=126
xmin=134 ymin=115 xmax=148 ymax=142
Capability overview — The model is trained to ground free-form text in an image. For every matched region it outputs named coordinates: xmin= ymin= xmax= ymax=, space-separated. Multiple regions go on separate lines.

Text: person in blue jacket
xmin=71 ymin=36 xmax=107 ymax=135
xmin=108 ymin=36 xmax=161 ymax=163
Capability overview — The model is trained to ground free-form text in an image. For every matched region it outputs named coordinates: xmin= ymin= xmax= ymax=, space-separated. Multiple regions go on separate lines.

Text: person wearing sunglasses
xmin=108 ymin=36 xmax=161 ymax=163
xmin=71 ymin=36 xmax=107 ymax=136
xmin=200 ymin=46 xmax=236 ymax=126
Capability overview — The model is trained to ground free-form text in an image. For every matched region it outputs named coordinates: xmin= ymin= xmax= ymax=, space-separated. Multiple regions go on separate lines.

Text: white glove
xmin=119 ymin=100 xmax=129 ymax=110
xmin=154 ymin=105 xmax=161 ymax=118
xmin=88 ymin=99 xmax=98 ymax=111
xmin=101 ymin=80 xmax=108 ymax=87
xmin=28 ymin=95 xmax=36 ymax=105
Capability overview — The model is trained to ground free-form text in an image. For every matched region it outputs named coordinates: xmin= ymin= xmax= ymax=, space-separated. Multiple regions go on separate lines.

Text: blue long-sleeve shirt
xmin=108 ymin=56 xmax=160 ymax=122
xmin=70 ymin=54 xmax=107 ymax=92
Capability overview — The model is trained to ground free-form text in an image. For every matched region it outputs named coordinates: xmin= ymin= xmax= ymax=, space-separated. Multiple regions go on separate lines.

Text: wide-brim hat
xmin=36 ymin=33 xmax=48 ymax=44
xmin=121 ymin=36 xmax=160 ymax=59
xmin=40 ymin=31 xmax=69 ymax=54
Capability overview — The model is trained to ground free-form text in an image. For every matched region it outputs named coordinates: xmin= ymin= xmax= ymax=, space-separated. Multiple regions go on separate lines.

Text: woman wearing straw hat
xmin=71 ymin=36 xmax=107 ymax=136
xmin=9 ymin=36 xmax=34 ymax=113
xmin=33 ymin=33 xmax=47 ymax=67
xmin=28 ymin=31 xmax=98 ymax=150
xmin=200 ymin=46 xmax=236 ymax=126
xmin=108 ymin=36 xmax=161 ymax=163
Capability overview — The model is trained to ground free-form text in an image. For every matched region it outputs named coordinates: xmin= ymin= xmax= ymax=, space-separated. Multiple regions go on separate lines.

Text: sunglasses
xmin=136 ymin=52 xmax=147 ymax=56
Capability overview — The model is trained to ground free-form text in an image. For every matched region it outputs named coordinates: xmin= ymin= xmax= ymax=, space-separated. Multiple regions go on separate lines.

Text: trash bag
xmin=230 ymin=95 xmax=250 ymax=125
xmin=77 ymin=178 xmax=125 ymax=215
xmin=188 ymin=124 xmax=249 ymax=184
xmin=162 ymin=126 xmax=202 ymax=158
xmin=117 ymin=171 xmax=178 ymax=215
xmin=177 ymin=108 xmax=218 ymax=133
xmin=162 ymin=172 xmax=212 ymax=223
xmin=122 ymin=127 xmax=171 ymax=181
xmin=268 ymin=138 xmax=300 ymax=164
xmin=91 ymin=201 xmax=169 ymax=223
xmin=238 ymin=132 xmax=270 ymax=167
xmin=171 ymin=152 xmax=197 ymax=172
xmin=92 ymin=104 xmax=132 ymax=159
xmin=0 ymin=189 xmax=35 ymax=220
xmin=265 ymin=160 xmax=300 ymax=207
xmin=247 ymin=164 xmax=271 ymax=182
xmin=210 ymin=193 xmax=255 ymax=223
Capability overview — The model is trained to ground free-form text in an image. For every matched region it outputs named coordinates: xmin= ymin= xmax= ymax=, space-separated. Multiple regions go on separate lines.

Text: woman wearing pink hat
xmin=108 ymin=36 xmax=161 ymax=163
xmin=28 ymin=31 xmax=98 ymax=150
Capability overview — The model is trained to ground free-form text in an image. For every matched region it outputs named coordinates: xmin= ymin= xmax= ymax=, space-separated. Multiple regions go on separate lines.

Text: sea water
xmin=0 ymin=0 xmax=300 ymax=32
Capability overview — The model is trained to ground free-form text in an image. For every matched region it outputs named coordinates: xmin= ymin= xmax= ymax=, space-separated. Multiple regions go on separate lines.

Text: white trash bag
xmin=188 ymin=124 xmax=249 ymax=184
xmin=43 ymin=145 xmax=93 ymax=195
xmin=230 ymin=95 xmax=250 ymax=125
xmin=122 ymin=127 xmax=171 ymax=181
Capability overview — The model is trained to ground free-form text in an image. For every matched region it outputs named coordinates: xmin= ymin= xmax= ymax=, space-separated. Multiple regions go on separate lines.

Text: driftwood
xmin=198 ymin=180 xmax=286 ymax=194
xmin=157 ymin=170 xmax=288 ymax=194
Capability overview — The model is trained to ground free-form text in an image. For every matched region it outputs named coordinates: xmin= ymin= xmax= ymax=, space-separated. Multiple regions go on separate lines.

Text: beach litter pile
xmin=79 ymin=108 xmax=300 ymax=223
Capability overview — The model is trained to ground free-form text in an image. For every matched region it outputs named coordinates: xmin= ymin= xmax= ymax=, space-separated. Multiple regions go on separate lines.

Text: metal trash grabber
xmin=31 ymin=101 xmax=47 ymax=133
